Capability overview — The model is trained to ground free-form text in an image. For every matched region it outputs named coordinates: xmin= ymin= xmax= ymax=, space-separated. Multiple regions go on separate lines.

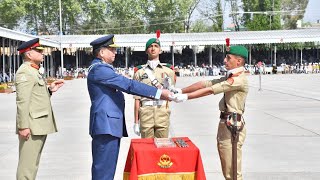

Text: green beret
xmin=226 ymin=45 xmax=248 ymax=60
xmin=145 ymin=38 xmax=160 ymax=50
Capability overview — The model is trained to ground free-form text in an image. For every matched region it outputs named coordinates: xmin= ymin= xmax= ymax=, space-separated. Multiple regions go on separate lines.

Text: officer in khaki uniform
xmin=172 ymin=45 xmax=249 ymax=180
xmin=15 ymin=38 xmax=64 ymax=180
xmin=133 ymin=37 xmax=176 ymax=138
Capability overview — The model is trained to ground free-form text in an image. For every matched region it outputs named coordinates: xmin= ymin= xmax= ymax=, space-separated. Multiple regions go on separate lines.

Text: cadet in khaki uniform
xmin=15 ymin=38 xmax=64 ymax=180
xmin=172 ymin=46 xmax=249 ymax=180
xmin=133 ymin=38 xmax=176 ymax=138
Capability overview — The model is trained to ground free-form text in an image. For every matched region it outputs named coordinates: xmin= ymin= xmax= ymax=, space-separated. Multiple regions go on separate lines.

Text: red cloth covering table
xmin=123 ymin=137 xmax=206 ymax=180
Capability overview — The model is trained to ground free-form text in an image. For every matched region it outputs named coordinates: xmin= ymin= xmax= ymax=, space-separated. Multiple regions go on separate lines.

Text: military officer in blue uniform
xmin=87 ymin=34 xmax=173 ymax=180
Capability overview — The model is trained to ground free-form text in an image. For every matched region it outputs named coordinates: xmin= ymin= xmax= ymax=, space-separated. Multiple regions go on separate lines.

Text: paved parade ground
xmin=1 ymin=74 xmax=320 ymax=180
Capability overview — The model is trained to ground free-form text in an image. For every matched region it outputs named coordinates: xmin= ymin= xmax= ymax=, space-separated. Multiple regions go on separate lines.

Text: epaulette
xmin=134 ymin=65 xmax=144 ymax=73
xmin=161 ymin=63 xmax=174 ymax=70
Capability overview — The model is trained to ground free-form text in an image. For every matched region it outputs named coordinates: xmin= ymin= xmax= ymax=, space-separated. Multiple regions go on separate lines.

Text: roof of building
xmin=0 ymin=26 xmax=59 ymax=47
xmin=42 ymin=28 xmax=320 ymax=48
xmin=1 ymin=26 xmax=320 ymax=49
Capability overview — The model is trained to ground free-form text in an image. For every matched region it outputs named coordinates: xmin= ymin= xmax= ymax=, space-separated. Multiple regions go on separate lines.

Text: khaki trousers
xmin=139 ymin=104 xmax=171 ymax=138
xmin=17 ymin=135 xmax=47 ymax=180
xmin=217 ymin=120 xmax=246 ymax=180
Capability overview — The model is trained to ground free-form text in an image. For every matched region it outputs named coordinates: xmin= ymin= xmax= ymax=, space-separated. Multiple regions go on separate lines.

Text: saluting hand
xmin=49 ymin=79 xmax=65 ymax=92
xmin=18 ymin=128 xmax=31 ymax=141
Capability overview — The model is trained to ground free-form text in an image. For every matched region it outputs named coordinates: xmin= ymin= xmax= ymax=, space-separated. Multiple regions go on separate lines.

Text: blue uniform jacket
xmin=87 ymin=58 xmax=158 ymax=137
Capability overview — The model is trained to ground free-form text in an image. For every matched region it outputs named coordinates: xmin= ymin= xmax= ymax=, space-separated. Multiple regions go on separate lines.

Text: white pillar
xmin=209 ymin=46 xmax=212 ymax=66
xmin=274 ymin=45 xmax=277 ymax=66
xmin=2 ymin=38 xmax=5 ymax=79
xmin=13 ymin=41 xmax=16 ymax=77
xmin=9 ymin=39 xmax=12 ymax=81
xmin=300 ymin=44 xmax=303 ymax=65
xmin=125 ymin=47 xmax=129 ymax=69
xmin=171 ymin=46 xmax=175 ymax=67
xmin=76 ymin=49 xmax=79 ymax=70
xmin=59 ymin=0 xmax=64 ymax=76
xmin=192 ymin=45 xmax=197 ymax=66
xmin=17 ymin=41 xmax=21 ymax=68
xmin=50 ymin=54 xmax=54 ymax=77
xmin=249 ymin=45 xmax=252 ymax=65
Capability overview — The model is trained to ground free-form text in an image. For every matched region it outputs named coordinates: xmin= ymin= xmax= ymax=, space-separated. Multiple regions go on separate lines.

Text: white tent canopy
xmin=1 ymin=26 xmax=319 ymax=49
xmin=41 ymin=29 xmax=320 ymax=49
xmin=0 ymin=27 xmax=59 ymax=48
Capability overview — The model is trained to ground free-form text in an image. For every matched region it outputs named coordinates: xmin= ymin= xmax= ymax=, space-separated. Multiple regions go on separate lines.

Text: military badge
xmin=141 ymin=73 xmax=148 ymax=79
xmin=157 ymin=154 xmax=173 ymax=168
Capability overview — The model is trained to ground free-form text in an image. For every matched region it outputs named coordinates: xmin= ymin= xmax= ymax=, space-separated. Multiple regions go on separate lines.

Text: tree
xmin=0 ymin=0 xmax=25 ymax=29
xmin=176 ymin=0 xmax=201 ymax=33
xmin=191 ymin=19 xmax=211 ymax=32
xmin=80 ymin=0 xmax=111 ymax=34
xmin=146 ymin=0 xmax=181 ymax=33
xmin=281 ymin=0 xmax=309 ymax=29
xmin=198 ymin=0 xmax=224 ymax=32
xmin=105 ymin=0 xmax=147 ymax=34
xmin=228 ymin=0 xmax=242 ymax=31
xmin=20 ymin=0 xmax=83 ymax=35
xmin=242 ymin=0 xmax=281 ymax=31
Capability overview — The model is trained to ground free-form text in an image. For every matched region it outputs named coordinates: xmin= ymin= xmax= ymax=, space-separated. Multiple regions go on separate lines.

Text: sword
xmin=231 ymin=112 xmax=239 ymax=180
xmin=163 ymin=76 xmax=173 ymax=109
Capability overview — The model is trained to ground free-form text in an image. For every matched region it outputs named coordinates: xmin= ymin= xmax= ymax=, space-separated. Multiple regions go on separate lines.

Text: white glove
xmin=170 ymin=87 xmax=182 ymax=94
xmin=133 ymin=123 xmax=140 ymax=136
xmin=170 ymin=93 xmax=188 ymax=103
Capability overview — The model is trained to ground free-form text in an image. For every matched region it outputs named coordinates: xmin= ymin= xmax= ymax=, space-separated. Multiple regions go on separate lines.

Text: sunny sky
xmin=193 ymin=0 xmax=320 ymax=26
xmin=303 ymin=0 xmax=320 ymax=23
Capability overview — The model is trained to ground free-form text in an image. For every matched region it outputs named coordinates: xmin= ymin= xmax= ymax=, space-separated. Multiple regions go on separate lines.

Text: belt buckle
xmin=153 ymin=101 xmax=157 ymax=106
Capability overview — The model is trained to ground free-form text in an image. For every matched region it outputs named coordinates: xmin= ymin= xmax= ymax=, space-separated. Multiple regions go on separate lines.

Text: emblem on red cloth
xmin=157 ymin=154 xmax=173 ymax=168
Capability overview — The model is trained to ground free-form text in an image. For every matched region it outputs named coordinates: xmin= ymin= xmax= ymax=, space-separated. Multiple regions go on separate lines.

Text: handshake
xmin=168 ymin=88 xmax=188 ymax=103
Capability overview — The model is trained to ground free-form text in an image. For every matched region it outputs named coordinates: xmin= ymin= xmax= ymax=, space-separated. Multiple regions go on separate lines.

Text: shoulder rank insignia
xmin=157 ymin=154 xmax=173 ymax=168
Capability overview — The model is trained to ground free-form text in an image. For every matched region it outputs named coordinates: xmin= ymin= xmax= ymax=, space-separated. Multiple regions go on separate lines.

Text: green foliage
xmin=0 ymin=0 xmax=310 ymax=33
xmin=0 ymin=0 xmax=25 ymax=29
xmin=228 ymin=0 xmax=242 ymax=31
xmin=105 ymin=0 xmax=146 ymax=34
xmin=242 ymin=0 xmax=282 ymax=31
xmin=198 ymin=0 xmax=224 ymax=32
xmin=80 ymin=0 xmax=108 ymax=34
xmin=281 ymin=0 xmax=309 ymax=29
xmin=213 ymin=0 xmax=223 ymax=32
xmin=191 ymin=20 xmax=211 ymax=32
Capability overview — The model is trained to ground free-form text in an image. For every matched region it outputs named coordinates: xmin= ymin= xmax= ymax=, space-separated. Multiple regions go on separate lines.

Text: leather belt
xmin=220 ymin=112 xmax=242 ymax=122
xmin=141 ymin=100 xmax=166 ymax=106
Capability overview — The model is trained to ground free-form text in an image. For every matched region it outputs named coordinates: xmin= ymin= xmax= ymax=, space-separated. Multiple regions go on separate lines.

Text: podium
xmin=123 ymin=137 xmax=206 ymax=180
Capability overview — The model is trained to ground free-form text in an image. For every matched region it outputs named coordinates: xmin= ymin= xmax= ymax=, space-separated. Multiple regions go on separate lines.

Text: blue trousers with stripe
xmin=91 ymin=134 xmax=121 ymax=180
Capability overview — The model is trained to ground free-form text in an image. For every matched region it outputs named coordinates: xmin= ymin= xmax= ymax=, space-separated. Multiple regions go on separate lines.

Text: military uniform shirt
xmin=15 ymin=61 xmax=57 ymax=135
xmin=204 ymin=67 xmax=248 ymax=114
xmin=133 ymin=63 xmax=175 ymax=101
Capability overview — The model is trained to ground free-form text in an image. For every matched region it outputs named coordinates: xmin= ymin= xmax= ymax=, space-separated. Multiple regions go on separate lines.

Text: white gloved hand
xmin=133 ymin=123 xmax=140 ymax=136
xmin=170 ymin=87 xmax=182 ymax=94
xmin=170 ymin=93 xmax=188 ymax=103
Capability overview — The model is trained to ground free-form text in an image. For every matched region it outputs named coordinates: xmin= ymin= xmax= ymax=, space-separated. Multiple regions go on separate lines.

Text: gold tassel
xmin=124 ymin=172 xmax=196 ymax=180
